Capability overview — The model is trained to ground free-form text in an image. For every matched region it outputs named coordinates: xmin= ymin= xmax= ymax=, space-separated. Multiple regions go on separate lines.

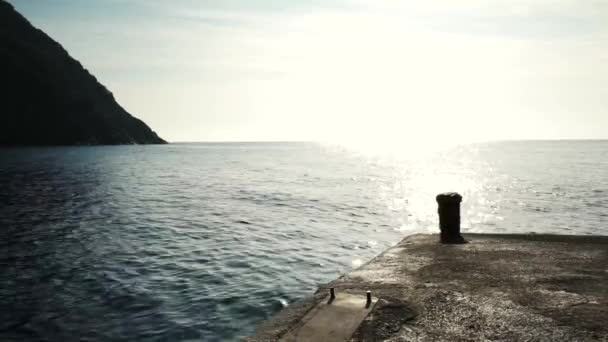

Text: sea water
xmin=1 ymin=141 xmax=606 ymax=340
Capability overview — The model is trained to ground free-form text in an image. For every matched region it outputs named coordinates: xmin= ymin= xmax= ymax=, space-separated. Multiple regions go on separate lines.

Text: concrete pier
xmin=250 ymin=234 xmax=608 ymax=341
xmin=250 ymin=194 xmax=607 ymax=341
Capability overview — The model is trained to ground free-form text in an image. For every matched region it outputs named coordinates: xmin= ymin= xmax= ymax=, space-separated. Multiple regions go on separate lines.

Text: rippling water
xmin=1 ymin=141 xmax=607 ymax=341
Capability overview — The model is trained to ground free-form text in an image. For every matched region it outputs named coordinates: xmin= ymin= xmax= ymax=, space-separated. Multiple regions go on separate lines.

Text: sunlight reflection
xmin=334 ymin=140 xmax=495 ymax=234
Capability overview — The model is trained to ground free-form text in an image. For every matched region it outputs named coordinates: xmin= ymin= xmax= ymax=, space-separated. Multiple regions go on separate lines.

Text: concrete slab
xmin=279 ymin=293 xmax=377 ymax=342
xmin=250 ymin=234 xmax=608 ymax=342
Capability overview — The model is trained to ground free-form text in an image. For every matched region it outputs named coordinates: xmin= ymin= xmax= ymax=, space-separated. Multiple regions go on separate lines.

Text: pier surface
xmin=250 ymin=234 xmax=608 ymax=341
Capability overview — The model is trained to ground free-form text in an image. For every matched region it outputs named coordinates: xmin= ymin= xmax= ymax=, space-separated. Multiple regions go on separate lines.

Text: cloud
xmin=350 ymin=0 xmax=608 ymax=38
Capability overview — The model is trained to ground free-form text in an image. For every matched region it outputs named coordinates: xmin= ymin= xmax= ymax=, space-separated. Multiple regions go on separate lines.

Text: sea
xmin=1 ymin=141 xmax=606 ymax=341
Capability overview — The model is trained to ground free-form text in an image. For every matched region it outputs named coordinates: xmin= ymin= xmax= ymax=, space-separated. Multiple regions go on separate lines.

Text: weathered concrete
xmin=279 ymin=293 xmax=377 ymax=342
xmin=249 ymin=234 xmax=608 ymax=341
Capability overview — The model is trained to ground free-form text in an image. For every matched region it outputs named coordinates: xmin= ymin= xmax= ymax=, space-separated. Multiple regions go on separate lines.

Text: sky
xmin=9 ymin=0 xmax=608 ymax=144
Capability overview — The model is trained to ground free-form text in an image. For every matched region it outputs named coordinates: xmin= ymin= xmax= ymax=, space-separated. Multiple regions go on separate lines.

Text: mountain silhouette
xmin=0 ymin=0 xmax=167 ymax=145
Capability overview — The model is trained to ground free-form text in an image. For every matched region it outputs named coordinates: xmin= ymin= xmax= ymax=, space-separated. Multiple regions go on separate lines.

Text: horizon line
xmin=168 ymin=138 xmax=608 ymax=144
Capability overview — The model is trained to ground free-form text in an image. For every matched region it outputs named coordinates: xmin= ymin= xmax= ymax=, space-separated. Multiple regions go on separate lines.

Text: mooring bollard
xmin=328 ymin=287 xmax=336 ymax=304
xmin=436 ymin=192 xmax=466 ymax=244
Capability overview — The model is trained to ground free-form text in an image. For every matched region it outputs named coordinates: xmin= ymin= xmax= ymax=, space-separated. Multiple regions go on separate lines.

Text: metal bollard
xmin=328 ymin=288 xmax=336 ymax=304
xmin=436 ymin=192 xmax=466 ymax=244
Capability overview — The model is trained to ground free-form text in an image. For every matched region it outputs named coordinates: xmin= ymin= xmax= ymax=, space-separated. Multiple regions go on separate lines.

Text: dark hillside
xmin=0 ymin=0 xmax=166 ymax=145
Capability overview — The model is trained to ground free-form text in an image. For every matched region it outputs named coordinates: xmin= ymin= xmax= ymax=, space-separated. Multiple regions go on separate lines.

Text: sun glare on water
xmin=323 ymin=127 xmax=490 ymax=235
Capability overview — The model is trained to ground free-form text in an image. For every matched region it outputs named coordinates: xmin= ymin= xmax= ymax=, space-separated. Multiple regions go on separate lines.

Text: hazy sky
xmin=10 ymin=0 xmax=608 ymax=143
